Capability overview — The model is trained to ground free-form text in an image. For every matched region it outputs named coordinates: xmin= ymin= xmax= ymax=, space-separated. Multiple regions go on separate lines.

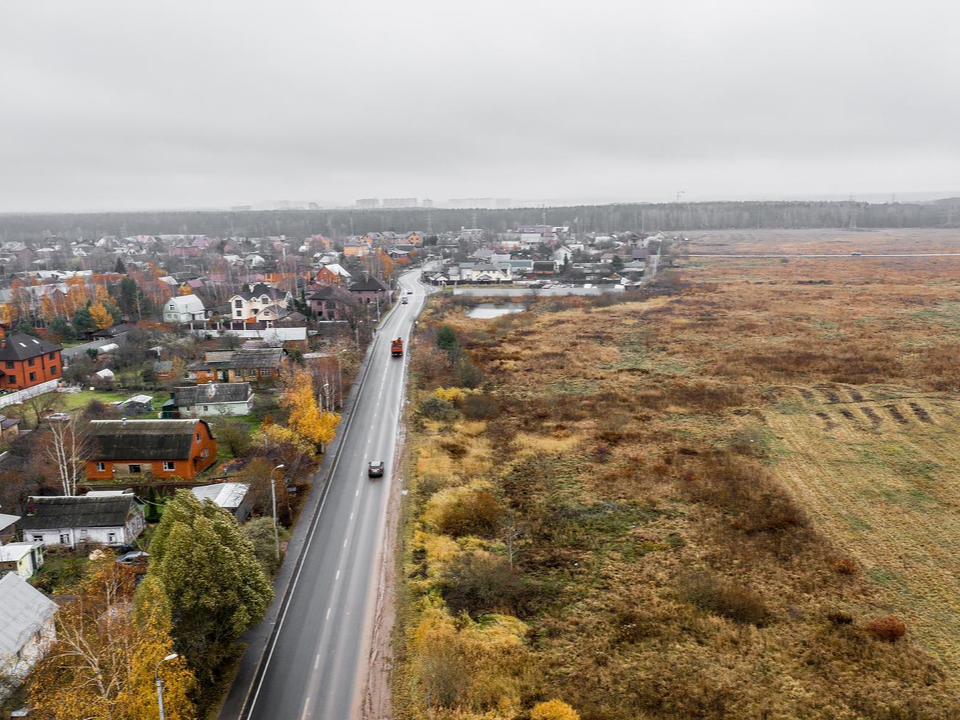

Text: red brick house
xmin=86 ymin=419 xmax=217 ymax=480
xmin=0 ymin=334 xmax=62 ymax=390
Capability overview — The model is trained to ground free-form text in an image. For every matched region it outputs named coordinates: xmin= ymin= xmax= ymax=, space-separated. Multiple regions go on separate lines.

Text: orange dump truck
xmin=391 ymin=338 xmax=404 ymax=357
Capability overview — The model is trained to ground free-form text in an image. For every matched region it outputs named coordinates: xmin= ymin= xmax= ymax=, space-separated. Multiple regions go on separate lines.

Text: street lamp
xmin=155 ymin=652 xmax=178 ymax=720
xmin=270 ymin=464 xmax=286 ymax=562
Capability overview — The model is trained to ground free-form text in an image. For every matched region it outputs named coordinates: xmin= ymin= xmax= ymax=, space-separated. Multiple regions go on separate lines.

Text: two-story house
xmin=347 ymin=275 xmax=391 ymax=305
xmin=0 ymin=334 xmax=62 ymax=391
xmin=21 ymin=494 xmax=146 ymax=548
xmin=229 ymin=284 xmax=292 ymax=323
xmin=163 ymin=294 xmax=207 ymax=323
xmin=86 ymin=418 xmax=218 ymax=480
xmin=309 ymin=286 xmax=356 ymax=320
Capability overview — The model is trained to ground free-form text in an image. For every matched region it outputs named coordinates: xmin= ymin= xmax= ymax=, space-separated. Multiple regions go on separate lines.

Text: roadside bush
xmin=462 ymin=393 xmax=500 ymax=420
xmin=434 ymin=387 xmax=466 ymax=404
xmin=865 ymin=615 xmax=907 ymax=642
xmin=453 ymin=357 xmax=484 ymax=389
xmin=418 ymin=396 xmax=459 ymax=421
xmin=440 ymin=551 xmax=534 ymax=618
xmin=241 ymin=516 xmax=290 ymax=576
xmin=213 ymin=419 xmax=252 ymax=457
xmin=427 ymin=486 xmax=503 ymax=538
xmin=679 ymin=570 xmax=770 ymax=626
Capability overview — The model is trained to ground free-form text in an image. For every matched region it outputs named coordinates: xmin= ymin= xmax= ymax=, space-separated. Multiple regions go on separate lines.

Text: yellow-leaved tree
xmin=89 ymin=301 xmax=114 ymax=330
xmin=280 ymin=369 xmax=340 ymax=449
xmin=28 ymin=559 xmax=195 ymax=720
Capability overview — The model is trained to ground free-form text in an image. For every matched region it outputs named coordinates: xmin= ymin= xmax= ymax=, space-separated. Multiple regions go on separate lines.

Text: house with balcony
xmin=0 ymin=334 xmax=62 ymax=391
xmin=229 ymin=284 xmax=292 ymax=323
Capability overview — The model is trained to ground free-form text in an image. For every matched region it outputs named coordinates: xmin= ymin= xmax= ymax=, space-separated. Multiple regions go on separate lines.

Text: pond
xmin=466 ymin=302 xmax=526 ymax=319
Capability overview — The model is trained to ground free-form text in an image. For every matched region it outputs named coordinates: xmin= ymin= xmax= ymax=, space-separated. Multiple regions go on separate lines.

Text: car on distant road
xmin=401 ymin=298 xmax=408 ymax=304
xmin=368 ymin=461 xmax=384 ymax=478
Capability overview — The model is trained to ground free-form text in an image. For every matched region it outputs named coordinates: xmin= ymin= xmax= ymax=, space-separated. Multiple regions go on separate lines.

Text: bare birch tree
xmin=45 ymin=417 xmax=91 ymax=496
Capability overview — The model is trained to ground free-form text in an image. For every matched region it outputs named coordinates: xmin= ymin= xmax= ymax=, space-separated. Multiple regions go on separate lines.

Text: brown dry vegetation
xmin=395 ymin=238 xmax=960 ymax=719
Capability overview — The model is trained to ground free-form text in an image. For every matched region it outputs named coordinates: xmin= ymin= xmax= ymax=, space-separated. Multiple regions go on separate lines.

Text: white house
xmin=229 ymin=283 xmax=292 ymax=322
xmin=0 ymin=542 xmax=44 ymax=579
xmin=20 ymin=495 xmax=145 ymax=549
xmin=172 ymin=383 xmax=255 ymax=417
xmin=163 ymin=294 xmax=207 ymax=323
xmin=459 ymin=263 xmax=513 ymax=283
xmin=0 ymin=573 xmax=57 ymax=692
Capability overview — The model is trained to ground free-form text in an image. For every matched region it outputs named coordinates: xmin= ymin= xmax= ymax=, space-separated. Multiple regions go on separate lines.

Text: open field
xmin=395 ymin=241 xmax=960 ymax=719
xmin=681 ymin=228 xmax=960 ymax=255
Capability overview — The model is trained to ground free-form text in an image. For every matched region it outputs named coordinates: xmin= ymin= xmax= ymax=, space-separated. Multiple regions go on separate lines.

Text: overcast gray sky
xmin=1 ymin=0 xmax=958 ymax=212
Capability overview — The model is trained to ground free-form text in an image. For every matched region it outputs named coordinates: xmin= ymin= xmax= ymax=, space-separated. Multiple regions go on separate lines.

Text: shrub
xmin=426 ymin=486 xmax=503 ymax=538
xmin=418 ymin=396 xmax=459 ymax=421
xmin=453 ymin=357 xmax=484 ymax=389
xmin=440 ymin=551 xmax=533 ymax=617
xmin=832 ymin=556 xmax=858 ymax=575
xmin=214 ymin=419 xmax=252 ymax=457
xmin=827 ymin=610 xmax=854 ymax=626
xmin=865 ymin=615 xmax=906 ymax=642
xmin=679 ymin=570 xmax=770 ymax=626
xmin=434 ymin=387 xmax=466 ymax=403
xmin=462 ymin=393 xmax=500 ymax=420
xmin=531 ymin=700 xmax=580 ymax=720
xmin=436 ymin=325 xmax=459 ymax=356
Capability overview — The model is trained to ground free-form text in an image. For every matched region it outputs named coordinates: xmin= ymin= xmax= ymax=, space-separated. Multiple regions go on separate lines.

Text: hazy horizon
xmin=2 ymin=0 xmax=958 ymax=213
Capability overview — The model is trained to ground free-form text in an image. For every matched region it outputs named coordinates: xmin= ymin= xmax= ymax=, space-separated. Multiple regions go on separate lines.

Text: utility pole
xmin=270 ymin=464 xmax=286 ymax=562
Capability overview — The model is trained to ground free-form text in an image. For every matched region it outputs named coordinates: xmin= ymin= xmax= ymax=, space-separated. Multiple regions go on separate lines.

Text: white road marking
xmin=350 ymin=512 xmax=354 ymax=521
xmin=343 ymin=538 xmax=348 ymax=547
xmin=301 ymin=697 xmax=311 ymax=720
xmin=326 ymin=607 xmax=331 ymax=621
xmin=335 ymin=569 xmax=340 ymax=580
xmin=356 ymin=489 xmax=360 ymax=496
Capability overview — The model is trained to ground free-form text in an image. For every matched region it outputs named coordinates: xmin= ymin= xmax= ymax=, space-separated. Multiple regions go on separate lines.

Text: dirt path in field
xmin=767 ymin=389 xmax=960 ymax=673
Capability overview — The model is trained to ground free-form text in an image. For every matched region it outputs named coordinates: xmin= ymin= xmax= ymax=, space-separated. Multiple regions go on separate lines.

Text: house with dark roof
xmin=168 ymin=383 xmax=254 ymax=417
xmin=86 ymin=419 xmax=217 ymax=480
xmin=189 ymin=347 xmax=284 ymax=384
xmin=0 ymin=334 xmax=62 ymax=391
xmin=0 ymin=573 xmax=57 ymax=690
xmin=347 ymin=275 xmax=391 ymax=304
xmin=308 ymin=285 xmax=356 ymax=321
xmin=21 ymin=494 xmax=145 ymax=548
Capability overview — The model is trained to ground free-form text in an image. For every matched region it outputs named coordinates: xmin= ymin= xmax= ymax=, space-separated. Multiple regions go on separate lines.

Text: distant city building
xmin=356 ymin=198 xmax=380 ymax=209
xmin=422 ymin=198 xmax=434 ymax=208
xmin=382 ymin=198 xmax=417 ymax=208
xmin=231 ymin=205 xmax=253 ymax=212
xmin=447 ymin=198 xmax=512 ymax=209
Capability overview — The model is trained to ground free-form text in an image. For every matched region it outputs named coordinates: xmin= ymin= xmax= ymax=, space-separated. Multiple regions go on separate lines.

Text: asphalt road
xmin=232 ymin=272 xmax=424 ymax=720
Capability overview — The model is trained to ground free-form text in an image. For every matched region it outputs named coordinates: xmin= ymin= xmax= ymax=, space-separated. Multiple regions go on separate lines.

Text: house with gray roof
xmin=0 ymin=573 xmax=56 ymax=692
xmin=163 ymin=294 xmax=207 ymax=323
xmin=21 ymin=495 xmax=145 ymax=549
xmin=169 ymin=383 xmax=254 ymax=417
xmin=191 ymin=482 xmax=252 ymax=522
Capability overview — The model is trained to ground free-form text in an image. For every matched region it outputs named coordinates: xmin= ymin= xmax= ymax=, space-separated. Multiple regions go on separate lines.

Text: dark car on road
xmin=368 ymin=461 xmax=384 ymax=478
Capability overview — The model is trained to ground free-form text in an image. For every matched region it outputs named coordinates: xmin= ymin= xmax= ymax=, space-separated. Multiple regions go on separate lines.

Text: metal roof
xmin=0 ymin=573 xmax=56 ymax=660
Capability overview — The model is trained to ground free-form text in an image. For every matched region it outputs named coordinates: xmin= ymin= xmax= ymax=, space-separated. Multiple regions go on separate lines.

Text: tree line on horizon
xmin=1 ymin=198 xmax=959 ymax=241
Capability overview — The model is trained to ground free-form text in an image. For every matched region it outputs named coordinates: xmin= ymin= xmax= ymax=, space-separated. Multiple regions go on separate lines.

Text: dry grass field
xmin=394 ymin=235 xmax=960 ymax=719
xmin=682 ymin=227 xmax=960 ymax=255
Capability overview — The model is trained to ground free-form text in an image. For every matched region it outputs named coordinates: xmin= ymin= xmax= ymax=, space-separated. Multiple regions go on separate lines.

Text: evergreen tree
xmin=49 ymin=314 xmax=76 ymax=342
xmin=71 ymin=305 xmax=96 ymax=336
xmin=15 ymin=320 xmax=39 ymax=337
xmin=436 ymin=324 xmax=459 ymax=357
xmin=114 ymin=256 xmax=127 ymax=274
xmin=148 ymin=491 xmax=274 ymax=684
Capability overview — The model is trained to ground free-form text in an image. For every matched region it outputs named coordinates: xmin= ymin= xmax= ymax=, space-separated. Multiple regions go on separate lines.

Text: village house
xmin=0 ymin=542 xmax=44 ymax=578
xmin=229 ymin=283 xmax=292 ymax=322
xmin=460 ymin=263 xmax=513 ymax=283
xmin=0 ymin=334 xmax=62 ymax=391
xmin=314 ymin=263 xmax=351 ymax=286
xmin=163 ymin=294 xmax=208 ymax=323
xmin=168 ymin=383 xmax=255 ymax=417
xmin=190 ymin=347 xmax=284 ymax=384
xmin=308 ymin=285 xmax=356 ymax=320
xmin=21 ymin=494 xmax=146 ymax=547
xmin=343 ymin=241 xmax=371 ymax=258
xmin=0 ymin=573 xmax=57 ymax=693
xmin=347 ymin=275 xmax=391 ymax=304
xmin=86 ymin=419 xmax=218 ymax=480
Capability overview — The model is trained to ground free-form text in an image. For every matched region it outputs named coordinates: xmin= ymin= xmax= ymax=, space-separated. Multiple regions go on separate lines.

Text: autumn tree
xmin=280 ymin=369 xmax=340 ymax=450
xmin=29 ymin=558 xmax=195 ymax=720
xmin=89 ymin=300 xmax=114 ymax=330
xmin=148 ymin=490 xmax=273 ymax=684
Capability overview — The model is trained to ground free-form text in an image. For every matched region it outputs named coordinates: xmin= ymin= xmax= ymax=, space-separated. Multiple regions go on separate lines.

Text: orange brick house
xmin=86 ymin=419 xmax=217 ymax=480
xmin=0 ymin=334 xmax=62 ymax=390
